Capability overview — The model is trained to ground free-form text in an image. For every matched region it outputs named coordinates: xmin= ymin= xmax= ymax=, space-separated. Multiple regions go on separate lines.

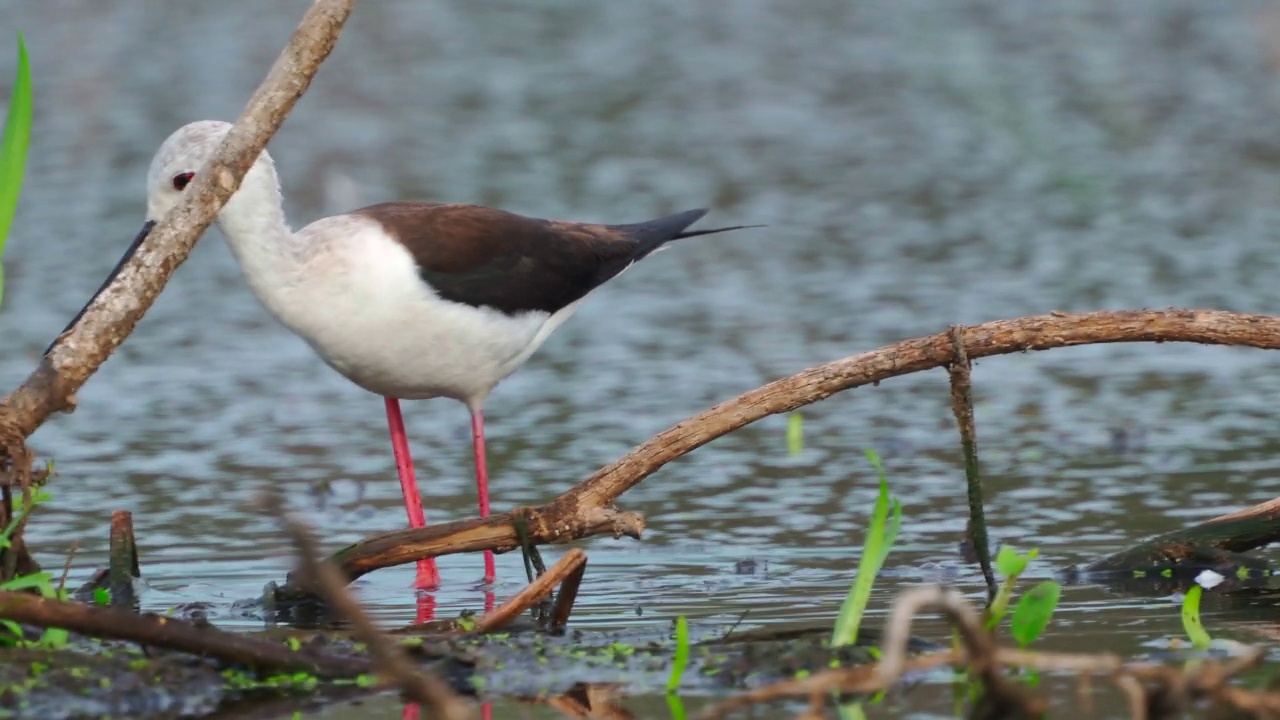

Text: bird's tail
xmin=609 ymin=208 xmax=763 ymax=260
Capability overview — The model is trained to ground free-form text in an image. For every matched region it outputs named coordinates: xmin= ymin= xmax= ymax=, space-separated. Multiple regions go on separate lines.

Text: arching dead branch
xmin=325 ymin=309 xmax=1280 ymax=581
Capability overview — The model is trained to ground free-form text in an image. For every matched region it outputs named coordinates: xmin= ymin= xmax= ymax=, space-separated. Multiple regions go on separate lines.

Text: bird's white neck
xmin=215 ymin=158 xmax=306 ymax=310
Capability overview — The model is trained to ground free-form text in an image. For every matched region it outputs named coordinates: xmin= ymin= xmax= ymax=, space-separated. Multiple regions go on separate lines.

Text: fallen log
xmin=1085 ymin=496 xmax=1280 ymax=578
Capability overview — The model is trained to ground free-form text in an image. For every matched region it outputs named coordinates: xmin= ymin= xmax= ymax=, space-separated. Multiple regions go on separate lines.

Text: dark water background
xmin=7 ymin=0 xmax=1280 ymax=716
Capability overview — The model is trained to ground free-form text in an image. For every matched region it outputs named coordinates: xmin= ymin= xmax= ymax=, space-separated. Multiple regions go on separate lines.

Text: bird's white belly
xmin=246 ymin=219 xmax=572 ymax=406
xmin=301 ymin=292 xmax=551 ymax=403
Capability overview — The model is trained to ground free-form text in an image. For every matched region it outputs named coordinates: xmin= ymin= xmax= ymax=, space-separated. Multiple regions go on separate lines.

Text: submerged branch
xmin=328 ymin=505 xmax=639 ymax=583
xmin=1086 ymin=495 xmax=1280 ymax=575
xmin=0 ymin=591 xmax=371 ymax=678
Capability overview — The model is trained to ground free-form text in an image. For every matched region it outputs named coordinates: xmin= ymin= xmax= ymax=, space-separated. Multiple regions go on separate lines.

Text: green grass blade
xmin=666 ymin=615 xmax=690 ymax=694
xmin=1181 ymin=586 xmax=1212 ymax=650
xmin=0 ymin=31 xmax=33 ymax=306
xmin=832 ymin=450 xmax=901 ymax=647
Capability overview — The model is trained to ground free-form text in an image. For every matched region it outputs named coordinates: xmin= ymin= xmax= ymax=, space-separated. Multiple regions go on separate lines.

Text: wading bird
xmin=53 ymin=120 xmax=751 ymax=588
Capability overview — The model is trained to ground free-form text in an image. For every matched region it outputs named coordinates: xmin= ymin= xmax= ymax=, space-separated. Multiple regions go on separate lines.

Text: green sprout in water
xmin=987 ymin=545 xmax=1061 ymax=646
xmin=666 ymin=615 xmax=690 ymax=720
xmin=965 ymin=545 xmax=1061 ymax=690
xmin=828 ymin=451 xmax=902 ymax=720
xmin=831 ymin=449 xmax=902 ymax=648
xmin=1009 ymin=580 xmax=1060 ymax=648
xmin=1181 ymin=584 xmax=1212 ymax=650
xmin=987 ymin=546 xmax=1035 ymax=629
xmin=0 ymin=31 xmax=33 ymax=309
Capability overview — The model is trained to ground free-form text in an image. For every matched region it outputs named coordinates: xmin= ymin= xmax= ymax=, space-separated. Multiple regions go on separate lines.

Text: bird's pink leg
xmin=471 ymin=409 xmax=497 ymax=584
xmin=385 ymin=397 xmax=440 ymax=590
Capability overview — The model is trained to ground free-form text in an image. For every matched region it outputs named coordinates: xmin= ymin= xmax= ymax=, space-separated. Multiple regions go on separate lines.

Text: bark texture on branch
xmin=324 ymin=309 xmax=1280 ymax=581
xmin=0 ymin=0 xmax=355 ymax=457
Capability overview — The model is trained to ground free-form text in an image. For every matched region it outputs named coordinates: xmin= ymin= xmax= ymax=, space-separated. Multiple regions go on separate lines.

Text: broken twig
xmin=946 ymin=325 xmax=995 ymax=599
xmin=548 ymin=554 xmax=588 ymax=633
xmin=472 ymin=548 xmax=587 ymax=634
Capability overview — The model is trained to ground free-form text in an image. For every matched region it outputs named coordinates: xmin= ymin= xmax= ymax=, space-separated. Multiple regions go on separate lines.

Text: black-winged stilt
xmin=54 ymin=120 xmax=752 ymax=588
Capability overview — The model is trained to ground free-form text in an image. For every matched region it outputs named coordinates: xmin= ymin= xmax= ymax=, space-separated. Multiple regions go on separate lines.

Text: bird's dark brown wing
xmin=353 ymin=202 xmax=713 ymax=316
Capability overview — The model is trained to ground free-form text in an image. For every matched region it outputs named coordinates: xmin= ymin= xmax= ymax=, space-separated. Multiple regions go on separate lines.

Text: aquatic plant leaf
xmin=987 ymin=546 xmax=1042 ymax=630
xmin=1009 ymin=580 xmax=1060 ymax=647
xmin=1181 ymin=585 xmax=1212 ymax=650
xmin=0 ymin=32 xmax=32 ymax=307
xmin=995 ymin=545 xmax=1036 ymax=578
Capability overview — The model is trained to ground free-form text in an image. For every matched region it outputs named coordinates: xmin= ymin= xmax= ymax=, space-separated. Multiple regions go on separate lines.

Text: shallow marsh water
xmin=6 ymin=0 xmax=1280 ymax=716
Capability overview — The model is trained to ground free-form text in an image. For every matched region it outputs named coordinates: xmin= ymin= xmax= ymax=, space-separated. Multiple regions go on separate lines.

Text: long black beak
xmin=44 ymin=219 xmax=157 ymax=355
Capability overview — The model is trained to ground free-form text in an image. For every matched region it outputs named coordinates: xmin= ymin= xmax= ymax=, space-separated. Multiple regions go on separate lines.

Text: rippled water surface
xmin=7 ymin=0 xmax=1280 ymax=717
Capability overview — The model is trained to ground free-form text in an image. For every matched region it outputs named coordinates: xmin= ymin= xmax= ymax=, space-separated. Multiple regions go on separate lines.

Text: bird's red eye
xmin=172 ymin=172 xmax=195 ymax=191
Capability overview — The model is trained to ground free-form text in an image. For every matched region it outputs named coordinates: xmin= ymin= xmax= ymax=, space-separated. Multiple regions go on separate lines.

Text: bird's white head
xmin=43 ymin=121 xmax=284 ymax=355
xmin=144 ymin=120 xmax=280 ymax=224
